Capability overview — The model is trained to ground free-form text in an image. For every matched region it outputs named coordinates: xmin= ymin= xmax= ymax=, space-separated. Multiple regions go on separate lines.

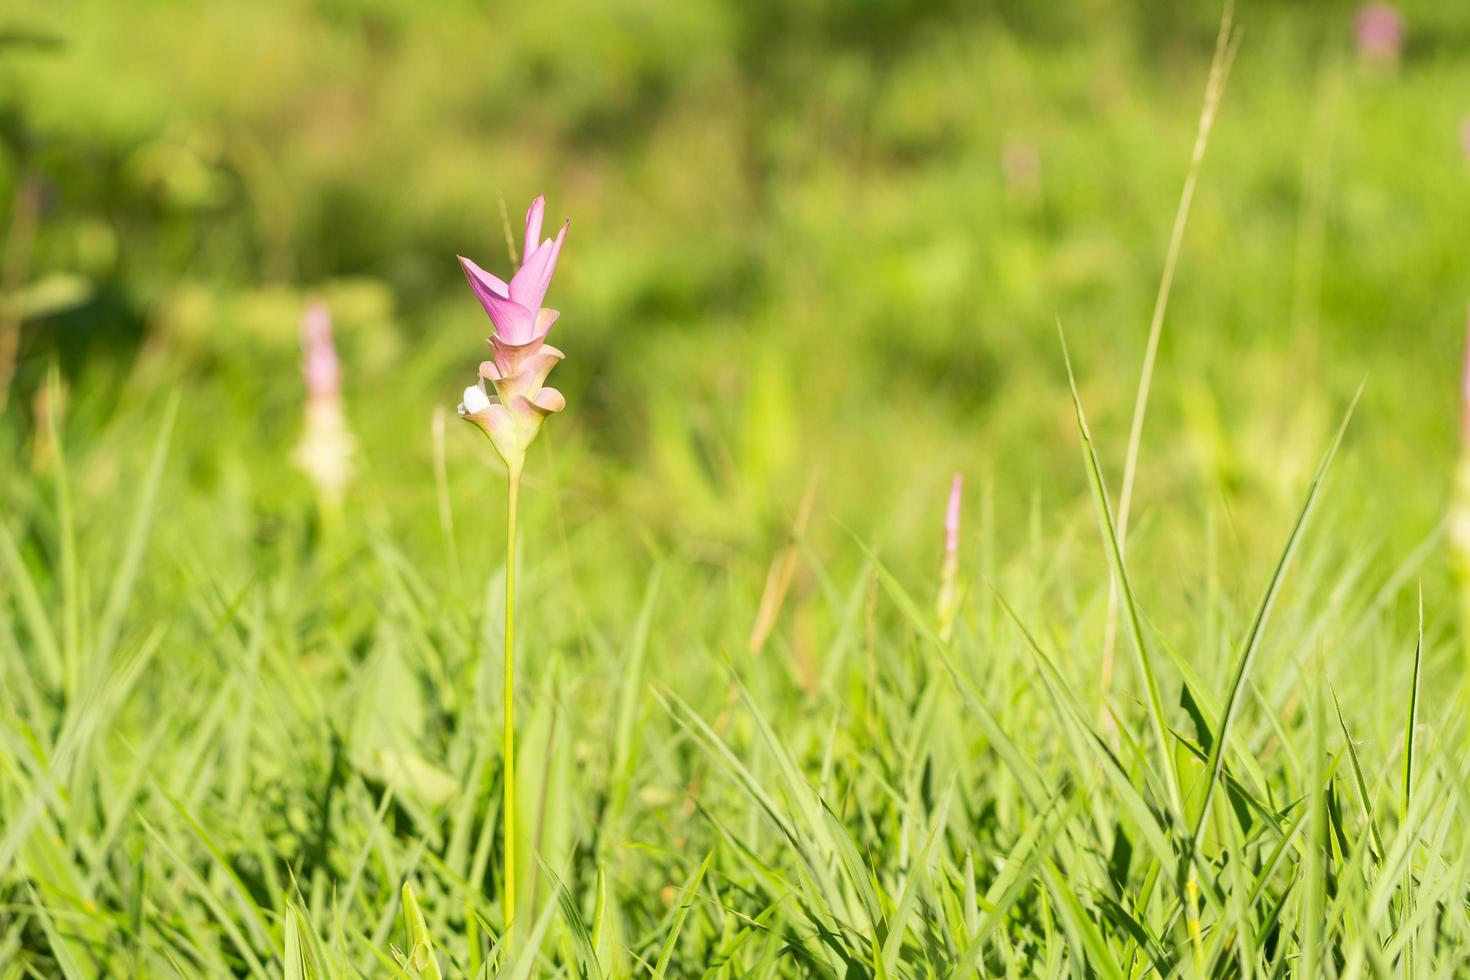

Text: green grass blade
xmin=1059 ymin=329 xmax=1181 ymax=817
xmin=97 ymin=391 xmax=178 ymax=659
xmin=651 ymin=850 xmax=712 ymax=979
xmin=1189 ymin=384 xmax=1361 ymax=855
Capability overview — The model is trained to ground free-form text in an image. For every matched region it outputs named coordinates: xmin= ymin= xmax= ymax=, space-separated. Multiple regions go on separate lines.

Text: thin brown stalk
xmin=0 ymin=174 xmax=41 ymax=414
xmin=1100 ymin=7 xmax=1241 ymax=699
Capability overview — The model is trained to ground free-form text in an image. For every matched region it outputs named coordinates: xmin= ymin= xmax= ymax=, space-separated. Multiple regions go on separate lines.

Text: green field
xmin=3 ymin=0 xmax=1470 ymax=975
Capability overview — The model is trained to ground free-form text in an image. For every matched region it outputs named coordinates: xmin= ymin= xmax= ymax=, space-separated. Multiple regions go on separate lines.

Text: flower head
xmin=294 ymin=301 xmax=356 ymax=508
xmin=937 ymin=472 xmax=964 ymax=643
xmin=457 ymin=196 xmax=569 ymax=476
xmin=1451 ymin=309 xmax=1470 ymax=578
xmin=302 ymin=301 xmax=341 ymax=398
xmin=1355 ymin=3 xmax=1404 ymax=65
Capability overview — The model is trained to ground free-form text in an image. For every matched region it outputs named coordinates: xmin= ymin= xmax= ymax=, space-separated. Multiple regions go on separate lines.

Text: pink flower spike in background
xmin=945 ymin=473 xmax=963 ymax=561
xmin=937 ymin=472 xmax=964 ymax=643
xmin=1461 ymin=307 xmax=1470 ymax=443
xmin=293 ymin=300 xmax=356 ymax=513
xmin=302 ymin=301 xmax=341 ymax=399
xmin=1355 ymin=3 xmax=1404 ymax=65
xmin=1450 ymin=307 xmax=1470 ymax=669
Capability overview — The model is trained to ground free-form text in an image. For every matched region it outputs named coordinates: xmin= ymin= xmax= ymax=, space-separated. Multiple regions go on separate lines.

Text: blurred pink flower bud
xmin=1355 ymin=3 xmax=1404 ymax=65
xmin=294 ymin=301 xmax=355 ymax=509
xmin=1461 ymin=307 xmax=1470 ymax=442
xmin=944 ymin=473 xmax=962 ymax=562
xmin=1451 ymin=310 xmax=1470 ymax=589
xmin=301 ymin=300 xmax=341 ymax=399
xmin=937 ymin=472 xmax=963 ymax=643
xmin=1001 ymin=138 xmax=1041 ymax=199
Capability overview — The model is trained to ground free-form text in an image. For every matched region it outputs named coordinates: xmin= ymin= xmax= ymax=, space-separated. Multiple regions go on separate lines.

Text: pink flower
xmin=457 ymin=196 xmax=569 ymax=475
xmin=458 ymin=196 xmax=568 ymax=346
xmin=294 ymin=301 xmax=355 ymax=507
xmin=1451 ymin=308 xmax=1470 ymax=571
xmin=1462 ymin=306 xmax=1470 ymax=442
xmin=944 ymin=472 xmax=963 ymax=562
xmin=937 ymin=472 xmax=963 ymax=643
xmin=1355 ymin=3 xmax=1404 ymax=64
xmin=301 ymin=300 xmax=341 ymax=399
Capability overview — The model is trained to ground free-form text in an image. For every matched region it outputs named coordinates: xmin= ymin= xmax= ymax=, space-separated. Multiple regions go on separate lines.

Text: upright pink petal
xmin=509 ymin=219 xmax=569 ymax=312
xmin=459 ymin=254 xmax=510 ymax=305
xmin=523 ymin=196 xmax=545 ymax=262
xmin=301 ymin=301 xmax=340 ymax=399
xmin=1355 ymin=3 xmax=1404 ymax=63
xmin=459 ymin=254 xmax=536 ymax=343
xmin=936 ymin=471 xmax=964 ymax=642
xmin=1462 ymin=306 xmax=1470 ymax=442
xmin=944 ymin=472 xmax=963 ymax=561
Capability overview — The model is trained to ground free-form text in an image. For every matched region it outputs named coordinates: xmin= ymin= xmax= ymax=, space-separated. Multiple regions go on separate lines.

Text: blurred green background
xmin=1 ymin=0 xmax=1467 ymax=607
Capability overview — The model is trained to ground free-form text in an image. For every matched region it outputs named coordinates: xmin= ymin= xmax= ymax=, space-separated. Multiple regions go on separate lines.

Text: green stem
xmin=504 ymin=470 xmax=520 ymax=934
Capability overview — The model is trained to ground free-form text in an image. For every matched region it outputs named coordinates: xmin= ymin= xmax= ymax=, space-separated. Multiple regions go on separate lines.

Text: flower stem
xmin=503 ymin=470 xmax=520 ymax=934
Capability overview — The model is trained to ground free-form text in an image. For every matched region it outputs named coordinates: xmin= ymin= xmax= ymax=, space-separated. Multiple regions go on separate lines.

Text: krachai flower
xmin=1354 ymin=3 xmax=1404 ymax=65
xmin=1452 ymin=309 xmax=1470 ymax=671
xmin=936 ymin=472 xmax=963 ymax=643
xmin=457 ymin=196 xmax=569 ymax=477
xmin=453 ymin=195 xmax=573 ymax=935
xmin=1451 ymin=311 xmax=1470 ymax=565
xmin=293 ymin=301 xmax=355 ymax=509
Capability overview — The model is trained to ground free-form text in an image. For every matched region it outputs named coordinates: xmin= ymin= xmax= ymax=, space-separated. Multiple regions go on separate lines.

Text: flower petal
xmin=532 ymin=307 xmax=559 ymax=341
xmin=508 ymin=219 xmax=568 ymax=311
xmin=523 ymin=196 xmax=545 ymax=261
xmin=301 ymin=301 xmax=341 ymax=398
xmin=458 ymin=254 xmax=509 ymax=301
xmin=460 ymin=382 xmax=492 ymax=415
xmin=529 ymin=387 xmax=566 ymax=415
xmin=489 ymin=330 xmax=541 ymax=372
xmin=459 ymin=254 xmax=537 ymax=342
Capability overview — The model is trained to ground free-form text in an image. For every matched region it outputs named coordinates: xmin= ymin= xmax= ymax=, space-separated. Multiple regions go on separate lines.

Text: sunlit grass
xmin=3 ymin=1 xmax=1469 ymax=976
xmin=0 ymin=335 xmax=1461 ymax=975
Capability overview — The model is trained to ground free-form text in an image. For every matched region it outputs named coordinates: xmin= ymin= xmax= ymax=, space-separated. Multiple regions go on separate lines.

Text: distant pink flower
xmin=302 ymin=301 xmax=341 ymax=399
xmin=1461 ymin=307 xmax=1470 ymax=442
xmin=1000 ymin=138 xmax=1040 ymax=197
xmin=944 ymin=473 xmax=962 ymax=562
xmin=1451 ymin=308 xmax=1470 ymax=574
xmin=937 ymin=472 xmax=963 ymax=643
xmin=457 ymin=196 xmax=569 ymax=475
xmin=1355 ymin=3 xmax=1404 ymax=64
xmin=294 ymin=301 xmax=355 ymax=507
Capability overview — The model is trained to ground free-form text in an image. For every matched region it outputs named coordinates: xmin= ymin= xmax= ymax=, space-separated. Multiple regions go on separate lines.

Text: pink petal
xmin=523 ymin=196 xmax=545 ymax=261
xmin=529 ymin=387 xmax=566 ymax=415
xmin=301 ymin=301 xmax=340 ymax=399
xmin=944 ymin=473 xmax=962 ymax=560
xmin=508 ymin=219 xmax=568 ymax=312
xmin=459 ymin=254 xmax=535 ymax=342
xmin=487 ymin=345 xmax=562 ymax=396
xmin=458 ymin=254 xmax=510 ymax=301
xmin=1462 ymin=306 xmax=1470 ymax=440
xmin=532 ymin=307 xmax=560 ymax=341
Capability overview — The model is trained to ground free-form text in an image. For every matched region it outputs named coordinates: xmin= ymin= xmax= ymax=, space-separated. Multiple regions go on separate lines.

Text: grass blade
xmin=1188 ymin=384 xmax=1361 ymax=855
